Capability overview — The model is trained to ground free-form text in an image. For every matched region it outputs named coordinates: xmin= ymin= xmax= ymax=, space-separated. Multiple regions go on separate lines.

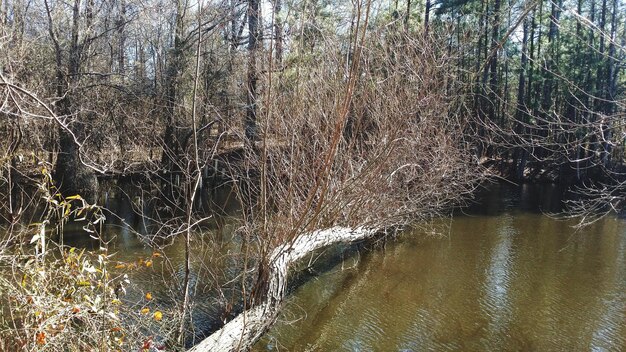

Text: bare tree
xmin=190 ymin=19 xmax=485 ymax=350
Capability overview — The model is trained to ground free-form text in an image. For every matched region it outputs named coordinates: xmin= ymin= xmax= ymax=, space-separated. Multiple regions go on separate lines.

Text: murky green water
xmin=254 ymin=184 xmax=626 ymax=351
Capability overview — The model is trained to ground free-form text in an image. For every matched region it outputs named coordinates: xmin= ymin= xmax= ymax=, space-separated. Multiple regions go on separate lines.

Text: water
xmin=0 ymin=180 xmax=247 ymax=344
xmin=4 ymin=182 xmax=625 ymax=349
xmin=254 ymin=184 xmax=626 ymax=351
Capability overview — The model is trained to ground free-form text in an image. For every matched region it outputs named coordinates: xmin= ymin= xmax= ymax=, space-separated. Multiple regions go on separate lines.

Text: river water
xmin=253 ymin=183 xmax=626 ymax=351
xmin=5 ymin=183 xmax=625 ymax=350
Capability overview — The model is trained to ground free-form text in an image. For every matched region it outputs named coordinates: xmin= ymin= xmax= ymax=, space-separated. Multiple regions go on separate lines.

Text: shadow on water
xmin=463 ymin=182 xmax=568 ymax=216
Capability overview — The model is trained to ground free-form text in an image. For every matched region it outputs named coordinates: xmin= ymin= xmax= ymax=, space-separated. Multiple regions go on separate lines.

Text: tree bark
xmin=424 ymin=0 xmax=431 ymax=34
xmin=47 ymin=0 xmax=98 ymax=201
xmin=404 ymin=0 xmax=411 ymax=29
xmin=188 ymin=227 xmax=377 ymax=352
xmin=245 ymin=0 xmax=260 ymax=141
xmin=600 ymin=0 xmax=618 ymax=166
xmin=274 ymin=0 xmax=283 ymax=66
xmin=514 ymin=17 xmax=529 ymax=180
xmin=538 ymin=0 xmax=560 ymax=159
xmin=488 ymin=0 xmax=501 ymax=123
xmin=118 ymin=0 xmax=127 ymax=77
xmin=161 ymin=0 xmax=186 ymax=189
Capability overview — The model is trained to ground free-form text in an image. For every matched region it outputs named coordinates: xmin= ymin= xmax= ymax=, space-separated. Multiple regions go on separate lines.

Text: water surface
xmin=254 ymin=184 xmax=626 ymax=351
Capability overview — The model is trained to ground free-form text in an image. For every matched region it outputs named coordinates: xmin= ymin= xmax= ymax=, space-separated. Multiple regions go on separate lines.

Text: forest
xmin=0 ymin=0 xmax=624 ymax=350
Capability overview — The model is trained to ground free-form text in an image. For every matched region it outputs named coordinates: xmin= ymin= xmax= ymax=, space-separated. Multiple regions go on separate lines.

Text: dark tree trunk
xmin=404 ymin=0 xmax=411 ymax=29
xmin=161 ymin=0 xmax=185 ymax=170
xmin=245 ymin=0 xmax=260 ymax=141
xmin=526 ymin=8 xmax=535 ymax=111
xmin=156 ymin=0 xmax=188 ymax=207
xmin=541 ymin=0 xmax=560 ymax=110
xmin=274 ymin=0 xmax=283 ymax=66
xmin=51 ymin=0 xmax=98 ymax=202
xmin=601 ymin=0 xmax=618 ymax=166
xmin=594 ymin=0 xmax=607 ymax=112
xmin=473 ymin=0 xmax=488 ymax=157
xmin=579 ymin=0 xmax=597 ymax=170
xmin=488 ymin=0 xmax=501 ymax=121
xmin=537 ymin=0 xmax=560 ymax=160
xmin=135 ymin=40 xmax=146 ymax=82
xmin=514 ymin=17 xmax=530 ymax=181
xmin=483 ymin=0 xmax=500 ymax=160
xmin=118 ymin=0 xmax=126 ymax=76
xmin=424 ymin=0 xmax=431 ymax=34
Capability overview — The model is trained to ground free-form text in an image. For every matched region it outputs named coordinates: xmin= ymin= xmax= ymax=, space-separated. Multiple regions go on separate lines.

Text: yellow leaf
xmin=66 ymin=195 xmax=83 ymax=200
xmin=153 ymin=311 xmax=163 ymax=321
xmin=140 ymin=308 xmax=150 ymax=315
xmin=152 ymin=252 xmax=162 ymax=258
xmin=76 ymin=248 xmax=85 ymax=261
xmin=115 ymin=263 xmax=126 ymax=269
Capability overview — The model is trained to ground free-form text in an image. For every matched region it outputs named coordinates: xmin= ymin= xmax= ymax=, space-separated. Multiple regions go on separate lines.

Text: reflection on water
xmin=9 ymin=181 xmax=623 ymax=349
xmin=481 ymin=214 xmax=515 ymax=351
xmin=254 ymin=184 xmax=626 ymax=351
xmin=49 ymin=181 xmax=246 ymax=345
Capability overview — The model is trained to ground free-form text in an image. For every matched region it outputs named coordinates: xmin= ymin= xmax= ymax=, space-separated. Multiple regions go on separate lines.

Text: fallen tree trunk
xmin=188 ymin=226 xmax=378 ymax=352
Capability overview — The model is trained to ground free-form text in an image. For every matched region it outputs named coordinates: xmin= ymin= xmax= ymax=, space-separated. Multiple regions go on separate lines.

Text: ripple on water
xmin=253 ymin=187 xmax=626 ymax=351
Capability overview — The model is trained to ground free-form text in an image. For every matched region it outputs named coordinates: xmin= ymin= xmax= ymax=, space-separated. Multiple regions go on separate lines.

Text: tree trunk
xmin=601 ymin=0 xmax=618 ymax=167
xmin=49 ymin=0 xmax=98 ymax=202
xmin=594 ymin=0 xmax=607 ymax=112
xmin=526 ymin=8 xmax=535 ymax=111
xmin=0 ymin=0 xmax=4 ymax=27
xmin=404 ymin=0 xmax=411 ymax=29
xmin=538 ymin=0 xmax=560 ymax=160
xmin=274 ymin=0 xmax=283 ymax=66
xmin=488 ymin=0 xmax=501 ymax=123
xmin=245 ymin=0 xmax=260 ymax=141
xmin=424 ymin=0 xmax=431 ymax=34
xmin=161 ymin=0 xmax=186 ymax=177
xmin=188 ymin=227 xmax=377 ymax=352
xmin=581 ymin=0 xmax=596 ymax=169
xmin=118 ymin=0 xmax=126 ymax=77
xmin=514 ymin=17 xmax=529 ymax=181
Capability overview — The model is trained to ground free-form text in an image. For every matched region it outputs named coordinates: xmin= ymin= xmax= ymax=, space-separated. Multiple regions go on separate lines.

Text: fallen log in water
xmin=188 ymin=226 xmax=378 ymax=352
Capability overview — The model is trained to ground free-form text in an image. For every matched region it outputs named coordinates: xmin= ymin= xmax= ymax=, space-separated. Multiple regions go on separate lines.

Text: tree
xmin=44 ymin=0 xmax=99 ymax=200
xmin=190 ymin=22 xmax=485 ymax=351
xmin=245 ymin=0 xmax=260 ymax=141
xmin=1 ymin=0 xmax=625 ymax=349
